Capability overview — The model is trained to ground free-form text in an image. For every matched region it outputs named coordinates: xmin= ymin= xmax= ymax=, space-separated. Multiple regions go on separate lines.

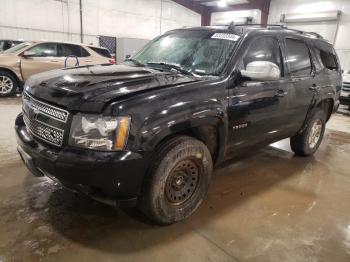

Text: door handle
xmin=275 ymin=89 xmax=286 ymax=97
xmin=85 ymin=60 xmax=92 ymax=62
xmin=50 ymin=60 xmax=59 ymax=62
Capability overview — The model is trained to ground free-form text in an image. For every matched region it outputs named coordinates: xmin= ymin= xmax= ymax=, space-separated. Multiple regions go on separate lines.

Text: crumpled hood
xmin=25 ymin=64 xmax=198 ymax=112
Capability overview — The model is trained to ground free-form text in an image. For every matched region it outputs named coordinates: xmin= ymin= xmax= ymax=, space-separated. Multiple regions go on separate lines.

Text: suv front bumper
xmin=15 ymin=113 xmax=148 ymax=207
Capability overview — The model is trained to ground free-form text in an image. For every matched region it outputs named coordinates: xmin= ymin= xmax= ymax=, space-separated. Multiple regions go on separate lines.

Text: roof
xmin=24 ymin=40 xmax=108 ymax=49
xmin=175 ymin=24 xmax=329 ymax=43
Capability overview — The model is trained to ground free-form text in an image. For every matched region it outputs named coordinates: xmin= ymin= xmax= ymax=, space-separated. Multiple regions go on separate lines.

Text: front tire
xmin=290 ymin=110 xmax=326 ymax=156
xmin=0 ymin=71 xmax=17 ymax=97
xmin=139 ymin=136 xmax=213 ymax=225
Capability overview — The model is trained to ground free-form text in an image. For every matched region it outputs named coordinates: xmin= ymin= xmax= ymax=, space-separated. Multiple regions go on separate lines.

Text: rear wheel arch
xmin=316 ymin=98 xmax=334 ymax=121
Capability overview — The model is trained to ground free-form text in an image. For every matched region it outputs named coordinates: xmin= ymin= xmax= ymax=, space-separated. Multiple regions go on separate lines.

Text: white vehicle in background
xmin=340 ymin=70 xmax=350 ymax=109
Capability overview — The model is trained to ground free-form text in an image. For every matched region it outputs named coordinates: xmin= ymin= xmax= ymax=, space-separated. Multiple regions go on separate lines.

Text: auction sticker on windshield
xmin=211 ymin=33 xmax=240 ymax=41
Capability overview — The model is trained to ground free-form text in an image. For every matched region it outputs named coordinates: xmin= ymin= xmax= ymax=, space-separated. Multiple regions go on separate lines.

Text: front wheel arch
xmin=0 ymin=68 xmax=20 ymax=96
xmin=142 ymin=116 xmax=227 ymax=164
xmin=0 ymin=68 xmax=21 ymax=87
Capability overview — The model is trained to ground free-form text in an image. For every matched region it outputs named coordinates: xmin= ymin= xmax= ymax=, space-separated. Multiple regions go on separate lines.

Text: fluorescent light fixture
xmin=281 ymin=11 xmax=341 ymax=23
xmin=217 ymin=1 xmax=227 ymax=8
xmin=215 ymin=17 xmax=253 ymax=25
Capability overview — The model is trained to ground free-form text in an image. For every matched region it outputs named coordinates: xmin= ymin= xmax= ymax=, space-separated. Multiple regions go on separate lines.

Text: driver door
xmin=20 ymin=43 xmax=64 ymax=80
xmin=226 ymin=35 xmax=293 ymax=155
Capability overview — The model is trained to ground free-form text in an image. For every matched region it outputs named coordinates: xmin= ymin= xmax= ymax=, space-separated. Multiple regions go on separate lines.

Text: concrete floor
xmin=1 ymin=97 xmax=350 ymax=262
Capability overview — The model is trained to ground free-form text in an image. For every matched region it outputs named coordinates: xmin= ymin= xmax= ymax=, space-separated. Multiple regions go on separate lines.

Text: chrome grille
xmin=22 ymin=92 xmax=69 ymax=123
xmin=23 ymin=114 xmax=64 ymax=147
xmin=22 ymin=92 xmax=68 ymax=147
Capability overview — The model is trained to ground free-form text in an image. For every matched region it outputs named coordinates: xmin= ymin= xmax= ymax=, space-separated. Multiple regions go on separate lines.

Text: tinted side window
xmin=242 ymin=36 xmax=282 ymax=71
xmin=58 ymin=44 xmax=89 ymax=57
xmin=90 ymin=47 xmax=112 ymax=58
xmin=319 ymin=50 xmax=338 ymax=71
xmin=285 ymin=38 xmax=312 ymax=77
xmin=28 ymin=43 xmax=58 ymax=57
xmin=4 ymin=41 xmax=12 ymax=50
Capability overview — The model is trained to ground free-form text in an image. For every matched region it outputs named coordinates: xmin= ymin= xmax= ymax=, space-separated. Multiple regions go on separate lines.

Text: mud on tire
xmin=290 ymin=109 xmax=327 ymax=156
xmin=139 ymin=136 xmax=213 ymax=225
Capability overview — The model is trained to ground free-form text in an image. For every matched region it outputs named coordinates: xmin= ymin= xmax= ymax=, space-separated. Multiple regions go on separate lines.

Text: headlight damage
xmin=69 ymin=114 xmax=131 ymax=151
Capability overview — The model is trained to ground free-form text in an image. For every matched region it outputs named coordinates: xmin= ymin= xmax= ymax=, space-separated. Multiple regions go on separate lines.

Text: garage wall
xmin=0 ymin=0 xmax=201 ymax=45
xmin=268 ymin=0 xmax=350 ymax=70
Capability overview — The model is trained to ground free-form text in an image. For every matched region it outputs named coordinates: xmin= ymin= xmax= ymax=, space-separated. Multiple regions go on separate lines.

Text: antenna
xmin=228 ymin=21 xmax=236 ymax=31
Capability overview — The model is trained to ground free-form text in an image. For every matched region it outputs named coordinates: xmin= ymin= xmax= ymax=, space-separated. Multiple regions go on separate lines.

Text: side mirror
xmin=22 ymin=51 xmax=35 ymax=58
xmin=241 ymin=61 xmax=280 ymax=81
xmin=125 ymin=54 xmax=131 ymax=59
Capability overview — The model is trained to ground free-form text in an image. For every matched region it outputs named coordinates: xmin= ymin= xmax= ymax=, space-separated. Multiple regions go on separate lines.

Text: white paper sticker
xmin=211 ymin=33 xmax=240 ymax=41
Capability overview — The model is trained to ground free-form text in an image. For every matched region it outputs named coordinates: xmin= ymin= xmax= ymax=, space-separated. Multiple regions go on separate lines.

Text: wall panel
xmin=0 ymin=0 xmax=200 ymax=45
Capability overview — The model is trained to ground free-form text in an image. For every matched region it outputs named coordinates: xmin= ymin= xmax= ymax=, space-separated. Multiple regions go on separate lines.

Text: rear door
xmin=282 ymin=37 xmax=317 ymax=131
xmin=20 ymin=43 xmax=62 ymax=80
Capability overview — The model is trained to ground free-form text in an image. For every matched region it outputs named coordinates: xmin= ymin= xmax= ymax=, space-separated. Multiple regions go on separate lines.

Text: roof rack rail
xmin=234 ymin=23 xmax=285 ymax=28
xmin=305 ymin=31 xmax=324 ymax=39
xmin=284 ymin=28 xmax=324 ymax=39
xmin=223 ymin=22 xmax=286 ymax=33
xmin=220 ymin=22 xmax=324 ymax=40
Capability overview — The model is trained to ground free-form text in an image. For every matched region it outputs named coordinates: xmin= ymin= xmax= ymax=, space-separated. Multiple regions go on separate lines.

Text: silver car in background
xmin=340 ymin=70 xmax=350 ymax=108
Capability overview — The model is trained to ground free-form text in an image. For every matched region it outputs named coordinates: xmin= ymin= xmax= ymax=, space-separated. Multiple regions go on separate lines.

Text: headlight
xmin=69 ymin=114 xmax=131 ymax=151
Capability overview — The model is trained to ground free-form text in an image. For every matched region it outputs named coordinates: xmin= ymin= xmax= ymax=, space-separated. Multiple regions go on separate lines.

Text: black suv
xmin=16 ymin=25 xmax=341 ymax=224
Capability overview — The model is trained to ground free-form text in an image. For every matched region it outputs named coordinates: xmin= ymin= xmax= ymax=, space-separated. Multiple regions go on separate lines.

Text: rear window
xmin=90 ymin=47 xmax=112 ymax=58
xmin=58 ymin=44 xmax=90 ymax=57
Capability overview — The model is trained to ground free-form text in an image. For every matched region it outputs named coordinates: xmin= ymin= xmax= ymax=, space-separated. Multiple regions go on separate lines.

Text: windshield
xmin=3 ymin=42 xmax=31 ymax=54
xmin=131 ymin=30 xmax=239 ymax=76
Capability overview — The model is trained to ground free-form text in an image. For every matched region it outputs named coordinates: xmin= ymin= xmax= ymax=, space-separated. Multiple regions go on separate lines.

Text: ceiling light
xmin=217 ymin=1 xmax=227 ymax=8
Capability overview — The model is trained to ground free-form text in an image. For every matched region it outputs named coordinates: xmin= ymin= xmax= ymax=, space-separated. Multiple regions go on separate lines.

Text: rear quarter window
xmin=319 ymin=49 xmax=338 ymax=71
xmin=90 ymin=47 xmax=112 ymax=58
xmin=313 ymin=41 xmax=339 ymax=72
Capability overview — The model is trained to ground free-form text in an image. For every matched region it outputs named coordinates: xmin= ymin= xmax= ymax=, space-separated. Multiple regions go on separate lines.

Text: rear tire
xmin=139 ymin=136 xmax=213 ymax=225
xmin=290 ymin=110 xmax=326 ymax=156
xmin=0 ymin=70 xmax=17 ymax=97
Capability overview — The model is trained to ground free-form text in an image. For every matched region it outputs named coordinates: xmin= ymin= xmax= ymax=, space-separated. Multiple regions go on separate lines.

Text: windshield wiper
xmin=125 ymin=58 xmax=145 ymax=67
xmin=146 ymin=62 xmax=195 ymax=77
